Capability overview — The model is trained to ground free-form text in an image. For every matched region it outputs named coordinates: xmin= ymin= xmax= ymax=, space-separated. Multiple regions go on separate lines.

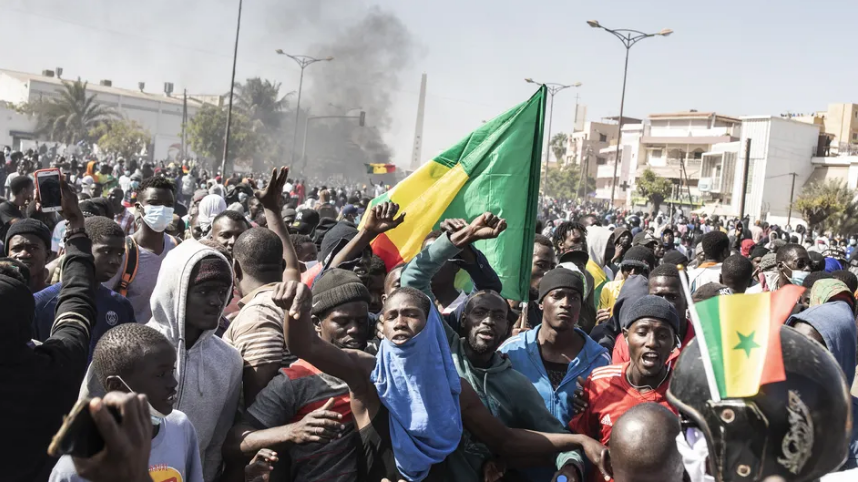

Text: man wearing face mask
xmin=747 ymin=243 xmax=810 ymax=294
xmin=104 ymin=177 xmax=179 ymax=322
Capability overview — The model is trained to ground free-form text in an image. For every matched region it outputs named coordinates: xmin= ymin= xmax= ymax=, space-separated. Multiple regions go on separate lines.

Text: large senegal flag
xmin=360 ymin=86 xmax=546 ymax=301
xmin=693 ymin=285 xmax=802 ymax=399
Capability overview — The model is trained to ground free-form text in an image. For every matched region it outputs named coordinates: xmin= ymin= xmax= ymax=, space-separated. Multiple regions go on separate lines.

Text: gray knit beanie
xmin=311 ymin=268 xmax=370 ymax=315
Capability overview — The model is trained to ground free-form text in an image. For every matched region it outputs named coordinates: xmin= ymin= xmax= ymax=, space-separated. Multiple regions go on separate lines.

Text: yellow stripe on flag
xmin=719 ymin=294 xmax=771 ymax=397
xmin=372 ymin=165 xmax=388 ymax=174
xmin=384 ymin=162 xmax=470 ymax=262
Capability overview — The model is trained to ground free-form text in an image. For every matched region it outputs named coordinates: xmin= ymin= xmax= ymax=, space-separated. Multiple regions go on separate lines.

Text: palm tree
xmin=234 ymin=78 xmax=292 ymax=129
xmin=34 ymin=78 xmax=117 ymax=144
xmin=550 ymin=132 xmax=568 ymax=163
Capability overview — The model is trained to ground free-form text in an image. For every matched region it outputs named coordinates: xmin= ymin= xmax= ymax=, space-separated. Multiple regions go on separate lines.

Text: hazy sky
xmin=1 ymin=0 xmax=855 ymax=166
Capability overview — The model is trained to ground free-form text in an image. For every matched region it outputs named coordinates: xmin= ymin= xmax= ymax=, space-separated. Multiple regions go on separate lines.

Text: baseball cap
xmin=292 ymin=209 xmax=320 ymax=235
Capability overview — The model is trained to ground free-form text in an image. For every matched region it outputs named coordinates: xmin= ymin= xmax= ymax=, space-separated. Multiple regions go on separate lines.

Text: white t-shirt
xmin=51 ymin=220 xmax=67 ymax=252
xmin=4 ymin=171 xmax=19 ymax=189
xmin=104 ymin=234 xmax=178 ymax=323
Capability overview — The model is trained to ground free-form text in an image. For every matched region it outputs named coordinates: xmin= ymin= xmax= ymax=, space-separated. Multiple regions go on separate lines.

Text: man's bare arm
xmin=329 ymin=202 xmax=404 ymax=268
xmin=256 ymin=167 xmax=301 ymax=282
xmin=272 ymin=281 xmax=372 ymax=397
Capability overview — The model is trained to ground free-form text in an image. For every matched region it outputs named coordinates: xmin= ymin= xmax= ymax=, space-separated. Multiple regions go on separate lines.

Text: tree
xmin=31 ymin=78 xmax=117 ymax=144
xmin=186 ymin=104 xmax=261 ymax=166
xmin=542 ymin=164 xmax=594 ymax=200
xmin=550 ymin=132 xmax=568 ymax=163
xmin=794 ymin=179 xmax=858 ymax=233
xmin=637 ymin=168 xmax=673 ymax=215
xmin=90 ymin=119 xmax=152 ymax=160
xmin=235 ymin=78 xmax=290 ymax=128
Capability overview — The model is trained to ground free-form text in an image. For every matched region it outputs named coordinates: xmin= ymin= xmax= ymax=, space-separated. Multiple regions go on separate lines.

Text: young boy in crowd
xmin=34 ymin=217 xmax=135 ymax=359
xmin=50 ymin=324 xmax=203 ymax=482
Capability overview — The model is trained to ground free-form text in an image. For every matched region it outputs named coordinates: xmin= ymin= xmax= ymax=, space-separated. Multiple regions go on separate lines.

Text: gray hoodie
xmin=146 ymin=240 xmax=243 ymax=482
xmin=80 ymin=240 xmax=242 ymax=481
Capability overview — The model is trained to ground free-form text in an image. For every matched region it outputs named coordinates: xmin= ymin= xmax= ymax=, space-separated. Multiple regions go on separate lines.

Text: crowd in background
xmin=1 ymin=146 xmax=856 ymax=482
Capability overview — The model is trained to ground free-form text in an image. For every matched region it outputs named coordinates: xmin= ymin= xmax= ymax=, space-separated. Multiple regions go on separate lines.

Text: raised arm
xmin=39 ymin=175 xmax=96 ymax=375
xmin=255 ymin=167 xmax=300 ymax=283
xmin=329 ymin=202 xmax=404 ymax=268
xmin=272 ymin=281 xmax=374 ymax=398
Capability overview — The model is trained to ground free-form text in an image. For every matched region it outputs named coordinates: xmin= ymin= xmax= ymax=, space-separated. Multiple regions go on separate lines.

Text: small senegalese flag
xmin=366 ymin=163 xmax=396 ymax=174
xmin=358 ymin=86 xmax=546 ymax=301
xmin=693 ymin=285 xmax=803 ymax=399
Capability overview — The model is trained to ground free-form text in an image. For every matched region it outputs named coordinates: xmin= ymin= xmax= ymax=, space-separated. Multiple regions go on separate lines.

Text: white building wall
xmin=734 ymin=117 xmax=819 ymax=222
xmin=0 ymin=73 xmax=199 ymax=161
xmin=0 ymin=104 xmax=37 ymax=149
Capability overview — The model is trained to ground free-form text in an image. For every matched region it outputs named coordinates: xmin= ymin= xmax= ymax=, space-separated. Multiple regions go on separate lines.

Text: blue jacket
xmin=498 ymin=325 xmax=611 ymax=425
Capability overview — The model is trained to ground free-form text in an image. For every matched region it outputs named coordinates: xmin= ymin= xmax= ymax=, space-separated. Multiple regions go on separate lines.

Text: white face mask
xmin=764 ymin=271 xmax=780 ymax=290
xmin=113 ymin=376 xmax=169 ymax=426
xmin=141 ymin=205 xmax=174 ymax=232
xmin=302 ymin=259 xmax=319 ymax=270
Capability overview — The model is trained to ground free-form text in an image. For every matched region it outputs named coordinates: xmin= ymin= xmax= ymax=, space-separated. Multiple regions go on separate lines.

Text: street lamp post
xmin=276 ymin=50 xmax=333 ymax=166
xmin=525 ymin=79 xmax=581 ymax=166
xmin=221 ymin=0 xmax=243 ymax=177
xmin=587 ymin=20 xmax=672 ymax=208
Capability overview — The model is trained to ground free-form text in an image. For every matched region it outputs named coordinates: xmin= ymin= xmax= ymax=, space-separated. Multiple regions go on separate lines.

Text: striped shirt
xmin=245 ymin=360 xmax=357 ymax=482
xmin=224 ymin=283 xmax=297 ymax=368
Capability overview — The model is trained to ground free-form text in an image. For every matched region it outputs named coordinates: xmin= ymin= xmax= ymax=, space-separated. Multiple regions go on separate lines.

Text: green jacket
xmin=400 ymin=233 xmax=585 ymax=481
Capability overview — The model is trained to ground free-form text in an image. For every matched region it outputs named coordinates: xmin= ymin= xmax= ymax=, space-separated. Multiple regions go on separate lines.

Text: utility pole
xmin=221 ymin=0 xmax=243 ymax=177
xmin=181 ymin=89 xmax=187 ymax=161
xmin=786 ymin=172 xmax=798 ymax=227
xmin=739 ymin=138 xmax=752 ymax=220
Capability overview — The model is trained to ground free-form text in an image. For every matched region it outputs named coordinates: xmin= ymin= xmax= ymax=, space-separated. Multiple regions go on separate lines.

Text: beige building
xmin=794 ymin=103 xmax=858 ymax=156
xmin=565 ymin=121 xmax=618 ymax=178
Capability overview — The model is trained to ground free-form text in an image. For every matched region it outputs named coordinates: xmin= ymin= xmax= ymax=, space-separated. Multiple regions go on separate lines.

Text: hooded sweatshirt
xmin=586 ymin=227 xmax=614 ymax=306
xmin=787 ymin=301 xmax=858 ymax=469
xmin=80 ymin=240 xmax=242 ymax=481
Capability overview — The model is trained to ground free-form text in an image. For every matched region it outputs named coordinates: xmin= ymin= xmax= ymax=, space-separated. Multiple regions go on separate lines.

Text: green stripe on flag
xmin=696 ymin=297 xmax=726 ymax=397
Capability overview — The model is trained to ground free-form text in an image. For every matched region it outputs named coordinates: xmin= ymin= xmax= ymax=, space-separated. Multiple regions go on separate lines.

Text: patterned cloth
xmin=810 ymin=279 xmax=854 ymax=308
xmin=114 ymin=208 xmax=136 ymax=235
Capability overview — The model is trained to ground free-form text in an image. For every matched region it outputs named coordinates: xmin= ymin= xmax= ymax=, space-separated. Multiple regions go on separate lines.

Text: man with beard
xmin=401 ymin=227 xmax=600 ymax=482
xmin=225 ymin=269 xmax=369 ymax=482
xmin=570 ymin=296 xmax=679 ymax=481
xmin=746 ymin=242 xmax=811 ymax=293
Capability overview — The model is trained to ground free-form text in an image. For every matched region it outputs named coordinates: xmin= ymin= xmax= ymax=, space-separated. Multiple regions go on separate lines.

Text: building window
xmin=693 ymin=149 xmax=704 ymax=160
xmin=651 ymin=149 xmax=663 ymax=159
xmin=599 ymin=133 xmax=607 ymax=142
xmin=596 ymin=157 xmax=607 ymax=165
xmin=853 ymin=132 xmax=858 ymax=141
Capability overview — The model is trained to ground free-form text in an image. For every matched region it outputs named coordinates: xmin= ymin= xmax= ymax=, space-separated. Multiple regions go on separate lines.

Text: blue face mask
xmin=786 ymin=266 xmax=810 ymax=286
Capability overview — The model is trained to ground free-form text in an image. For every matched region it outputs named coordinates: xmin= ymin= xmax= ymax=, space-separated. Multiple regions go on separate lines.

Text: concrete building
xmin=593 ymin=111 xmax=742 ymax=207
xmin=793 ymin=103 xmax=858 ymax=156
xmin=0 ymin=69 xmax=205 ymax=160
xmin=565 ymin=121 xmax=618 ymax=180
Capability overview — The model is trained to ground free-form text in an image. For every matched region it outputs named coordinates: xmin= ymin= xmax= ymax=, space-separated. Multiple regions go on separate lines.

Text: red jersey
xmin=611 ymin=319 xmax=695 ymax=364
xmin=569 ymin=362 xmax=678 ymax=451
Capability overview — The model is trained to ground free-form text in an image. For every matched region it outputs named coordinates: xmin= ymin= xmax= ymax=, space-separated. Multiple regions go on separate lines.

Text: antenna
xmin=138 ymin=82 xmax=145 ymax=92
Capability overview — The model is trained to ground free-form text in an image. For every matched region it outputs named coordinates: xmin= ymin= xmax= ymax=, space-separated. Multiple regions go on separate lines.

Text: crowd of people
xmin=1 ymin=147 xmax=857 ymax=482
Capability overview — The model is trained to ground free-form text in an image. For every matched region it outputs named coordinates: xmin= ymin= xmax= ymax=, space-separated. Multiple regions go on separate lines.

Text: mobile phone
xmin=35 ymin=168 xmax=63 ymax=213
xmin=47 ymin=398 xmax=121 ymax=458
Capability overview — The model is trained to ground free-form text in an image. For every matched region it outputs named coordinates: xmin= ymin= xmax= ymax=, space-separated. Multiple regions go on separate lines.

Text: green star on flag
xmin=733 ymin=330 xmax=761 ymax=358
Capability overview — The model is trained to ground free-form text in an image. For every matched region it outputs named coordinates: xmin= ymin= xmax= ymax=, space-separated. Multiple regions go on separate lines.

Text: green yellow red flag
xmin=359 ymin=86 xmax=546 ymax=301
xmin=693 ymin=285 xmax=802 ymax=399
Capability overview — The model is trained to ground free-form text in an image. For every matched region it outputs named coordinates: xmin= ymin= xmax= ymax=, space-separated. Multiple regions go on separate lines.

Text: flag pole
xmin=677 ymin=266 xmax=722 ymax=402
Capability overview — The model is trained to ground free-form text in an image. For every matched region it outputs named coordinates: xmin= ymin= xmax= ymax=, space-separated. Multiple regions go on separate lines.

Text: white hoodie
xmin=146 ymin=240 xmax=242 ymax=482
xmin=80 ymin=240 xmax=242 ymax=482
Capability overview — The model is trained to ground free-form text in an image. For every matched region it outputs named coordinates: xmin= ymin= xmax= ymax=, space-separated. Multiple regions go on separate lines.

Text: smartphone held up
xmin=35 ymin=168 xmax=63 ymax=213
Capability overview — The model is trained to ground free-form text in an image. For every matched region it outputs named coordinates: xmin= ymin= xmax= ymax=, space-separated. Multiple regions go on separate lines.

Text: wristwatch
xmin=63 ymin=226 xmax=88 ymax=243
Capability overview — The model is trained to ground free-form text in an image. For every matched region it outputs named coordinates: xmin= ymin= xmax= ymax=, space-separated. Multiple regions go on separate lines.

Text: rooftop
xmin=649 ymin=111 xmax=741 ymax=124
xmin=0 ymin=69 xmax=208 ymax=107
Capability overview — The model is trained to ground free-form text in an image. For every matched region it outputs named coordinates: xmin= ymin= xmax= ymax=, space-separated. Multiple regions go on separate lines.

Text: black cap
xmin=620 ymin=295 xmax=680 ymax=335
xmin=558 ymin=249 xmax=589 ymax=267
xmin=292 ymin=209 xmax=320 ymax=235
xmin=538 ymin=268 xmax=585 ymax=302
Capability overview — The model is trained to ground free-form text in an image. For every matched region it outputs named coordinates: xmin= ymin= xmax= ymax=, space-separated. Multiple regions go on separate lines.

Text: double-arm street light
xmin=587 ymin=20 xmax=672 ymax=207
xmin=275 ymin=50 xmax=333 ymax=165
xmin=525 ymin=78 xmax=581 ymax=165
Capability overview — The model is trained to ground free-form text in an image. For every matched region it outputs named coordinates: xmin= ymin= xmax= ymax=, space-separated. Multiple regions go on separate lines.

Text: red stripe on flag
xmin=371 ymin=233 xmax=404 ymax=271
xmin=761 ymin=285 xmax=804 ymax=386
